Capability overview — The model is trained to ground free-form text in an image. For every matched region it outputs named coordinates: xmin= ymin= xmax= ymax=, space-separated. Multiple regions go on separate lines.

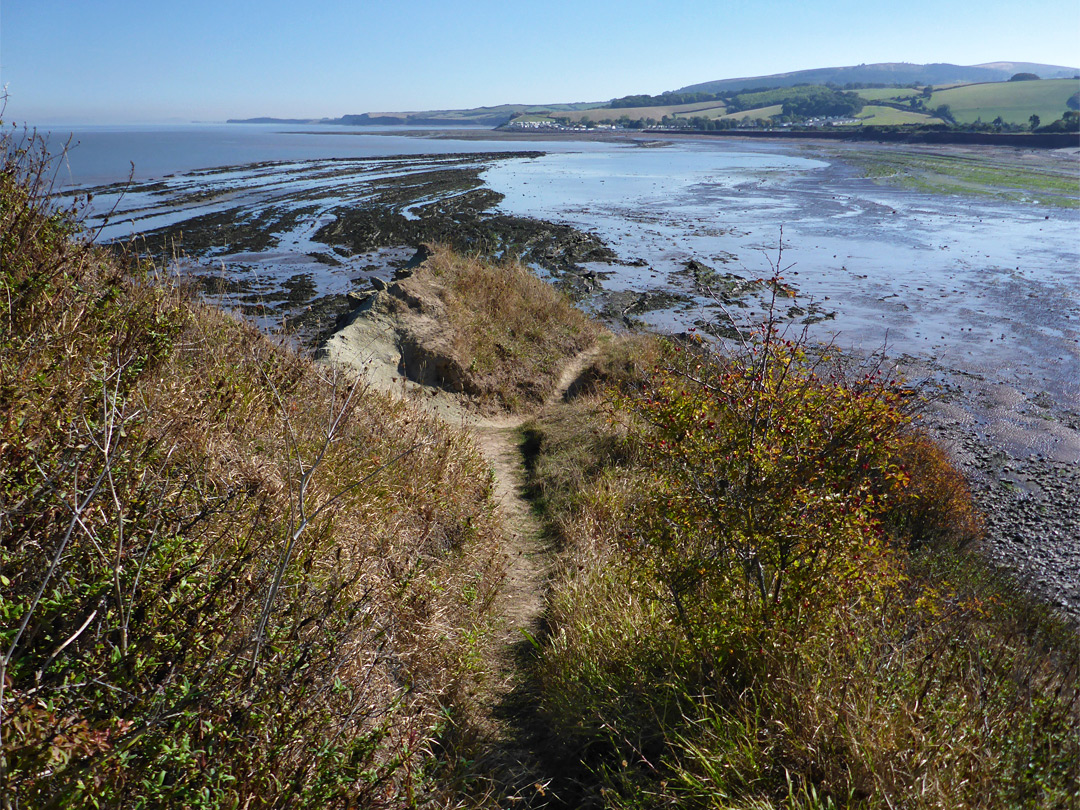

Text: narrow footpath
xmin=463 ymin=350 xmax=597 ymax=805
xmin=319 ymin=281 xmax=599 ymax=803
xmin=474 ymin=349 xmax=596 ymax=661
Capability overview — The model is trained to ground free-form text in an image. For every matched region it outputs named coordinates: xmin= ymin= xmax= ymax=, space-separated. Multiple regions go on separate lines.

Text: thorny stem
xmin=250 ymin=367 xmax=423 ymax=673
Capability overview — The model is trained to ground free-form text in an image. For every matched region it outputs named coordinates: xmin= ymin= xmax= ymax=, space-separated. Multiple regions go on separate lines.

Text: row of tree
xmin=609 ymin=90 xmax=724 ymax=108
xmin=548 ymin=107 xmax=1078 ymax=134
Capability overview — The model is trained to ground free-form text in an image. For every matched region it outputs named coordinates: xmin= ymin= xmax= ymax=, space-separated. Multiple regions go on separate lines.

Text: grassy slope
xmin=930 ymin=78 xmax=1080 ymax=124
xmin=556 ymin=99 xmax=728 ymax=122
xmin=857 ymin=105 xmax=943 ymax=125
xmin=519 ymin=331 xmax=1080 ymax=809
xmin=855 ymin=87 xmax=923 ymax=101
xmin=719 ymin=103 xmax=784 ymax=120
xmin=400 ymin=245 xmax=601 ymax=411
xmin=0 ymin=137 xmax=508 ymax=807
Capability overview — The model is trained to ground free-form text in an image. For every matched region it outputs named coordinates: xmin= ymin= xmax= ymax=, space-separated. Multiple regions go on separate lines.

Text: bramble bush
xmin=616 ymin=281 xmax=911 ymax=680
xmin=527 ymin=263 xmax=1078 ymax=808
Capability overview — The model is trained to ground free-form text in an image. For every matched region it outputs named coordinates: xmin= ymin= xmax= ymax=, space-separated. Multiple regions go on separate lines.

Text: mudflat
xmin=83 ymin=131 xmax=1079 ymax=622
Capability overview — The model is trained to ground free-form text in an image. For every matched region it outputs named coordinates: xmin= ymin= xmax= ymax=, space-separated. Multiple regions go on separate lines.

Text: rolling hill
xmin=230 ymin=102 xmax=603 ymax=128
xmin=677 ymin=61 xmax=1079 ymax=96
xmin=929 ymin=78 xmax=1079 ymax=124
xmin=230 ymin=61 xmax=1080 ymax=131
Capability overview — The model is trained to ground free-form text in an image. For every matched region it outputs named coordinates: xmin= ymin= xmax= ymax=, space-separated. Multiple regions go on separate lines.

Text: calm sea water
xmin=36 ymin=123 xmax=606 ymax=187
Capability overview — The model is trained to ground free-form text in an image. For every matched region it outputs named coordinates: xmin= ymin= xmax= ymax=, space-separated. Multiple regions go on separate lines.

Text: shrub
xmin=616 ymin=318 xmax=910 ymax=679
xmin=525 ymin=264 xmax=1079 ymax=808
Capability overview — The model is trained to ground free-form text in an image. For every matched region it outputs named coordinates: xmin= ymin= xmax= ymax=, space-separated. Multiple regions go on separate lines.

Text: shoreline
xmin=903 ymin=357 xmax=1080 ymax=622
xmin=296 ymin=123 xmax=1080 ymax=155
xmin=81 ymin=134 xmax=1078 ymax=623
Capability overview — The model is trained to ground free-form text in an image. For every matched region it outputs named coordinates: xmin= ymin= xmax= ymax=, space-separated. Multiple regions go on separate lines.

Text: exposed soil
xmin=319 ymin=266 xmax=600 ymax=803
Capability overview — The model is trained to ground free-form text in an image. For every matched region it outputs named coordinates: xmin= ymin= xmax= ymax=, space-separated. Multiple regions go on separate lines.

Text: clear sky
xmin=2 ymin=0 xmax=1078 ymax=124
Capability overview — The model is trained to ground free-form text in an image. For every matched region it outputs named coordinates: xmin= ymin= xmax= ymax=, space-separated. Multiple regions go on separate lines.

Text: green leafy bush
xmin=619 ymin=329 xmax=908 ymax=668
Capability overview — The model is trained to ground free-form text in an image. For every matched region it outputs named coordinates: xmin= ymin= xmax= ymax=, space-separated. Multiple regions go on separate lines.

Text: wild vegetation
xmin=3 ymin=122 xmax=1078 ymax=809
xmin=518 ymin=278 xmax=1080 ymax=807
xmin=0 ymin=130 xmax=511 ymax=807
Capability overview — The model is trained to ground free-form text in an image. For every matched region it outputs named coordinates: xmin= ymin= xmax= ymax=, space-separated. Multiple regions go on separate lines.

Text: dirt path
xmin=321 ymin=295 xmax=598 ymax=642
xmin=461 ymin=349 xmax=598 ymax=804
xmin=473 ymin=349 xmax=598 ymax=656
xmin=322 ymin=302 xmax=599 ymax=799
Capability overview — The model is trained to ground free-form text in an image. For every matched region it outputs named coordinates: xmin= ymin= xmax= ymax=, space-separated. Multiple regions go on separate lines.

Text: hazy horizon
xmin=3 ymin=0 xmax=1078 ymax=125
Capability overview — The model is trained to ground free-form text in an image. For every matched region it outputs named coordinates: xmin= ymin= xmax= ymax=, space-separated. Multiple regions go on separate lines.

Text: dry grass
xmin=1 ymin=134 xmax=507 ymax=807
xmin=396 ymin=245 xmax=601 ymax=412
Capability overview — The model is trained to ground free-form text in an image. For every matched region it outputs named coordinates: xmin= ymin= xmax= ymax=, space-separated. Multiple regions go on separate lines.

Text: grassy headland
xmin=375 ymin=245 xmax=600 ymax=412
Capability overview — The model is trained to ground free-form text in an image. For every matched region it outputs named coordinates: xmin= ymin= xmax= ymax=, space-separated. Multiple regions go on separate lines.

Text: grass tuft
xmin=391 ymin=245 xmax=601 ymax=412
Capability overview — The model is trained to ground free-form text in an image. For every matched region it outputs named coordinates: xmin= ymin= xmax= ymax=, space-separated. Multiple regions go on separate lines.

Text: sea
xmin=36 ymin=123 xmax=600 ymax=187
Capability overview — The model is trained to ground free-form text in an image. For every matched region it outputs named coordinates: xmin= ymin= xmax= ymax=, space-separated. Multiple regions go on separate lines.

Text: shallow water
xmin=483 ymin=140 xmax=1080 ymax=411
xmin=40 ymin=123 xmax=611 ymax=186
xmin=60 ymin=126 xmax=1079 ymax=418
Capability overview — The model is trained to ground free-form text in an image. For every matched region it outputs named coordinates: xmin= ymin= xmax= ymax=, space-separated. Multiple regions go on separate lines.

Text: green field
xmin=929 ymin=78 xmax=1079 ymax=124
xmin=719 ymin=103 xmax=784 ymax=121
xmin=857 ymin=105 xmax=943 ymax=125
xmin=556 ymin=99 xmax=727 ymax=122
xmin=855 ymin=87 xmax=922 ymax=102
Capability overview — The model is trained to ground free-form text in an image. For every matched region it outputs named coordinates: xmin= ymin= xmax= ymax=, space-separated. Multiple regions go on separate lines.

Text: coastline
xmin=76 ymin=131 xmax=1079 ymax=624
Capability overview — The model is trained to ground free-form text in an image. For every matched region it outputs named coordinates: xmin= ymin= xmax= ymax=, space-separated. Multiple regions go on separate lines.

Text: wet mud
xmin=91 ymin=152 xmax=620 ymax=343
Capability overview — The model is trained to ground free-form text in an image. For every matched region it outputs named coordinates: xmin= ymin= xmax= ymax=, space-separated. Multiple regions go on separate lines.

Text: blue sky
xmin=2 ymin=0 xmax=1078 ymax=124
